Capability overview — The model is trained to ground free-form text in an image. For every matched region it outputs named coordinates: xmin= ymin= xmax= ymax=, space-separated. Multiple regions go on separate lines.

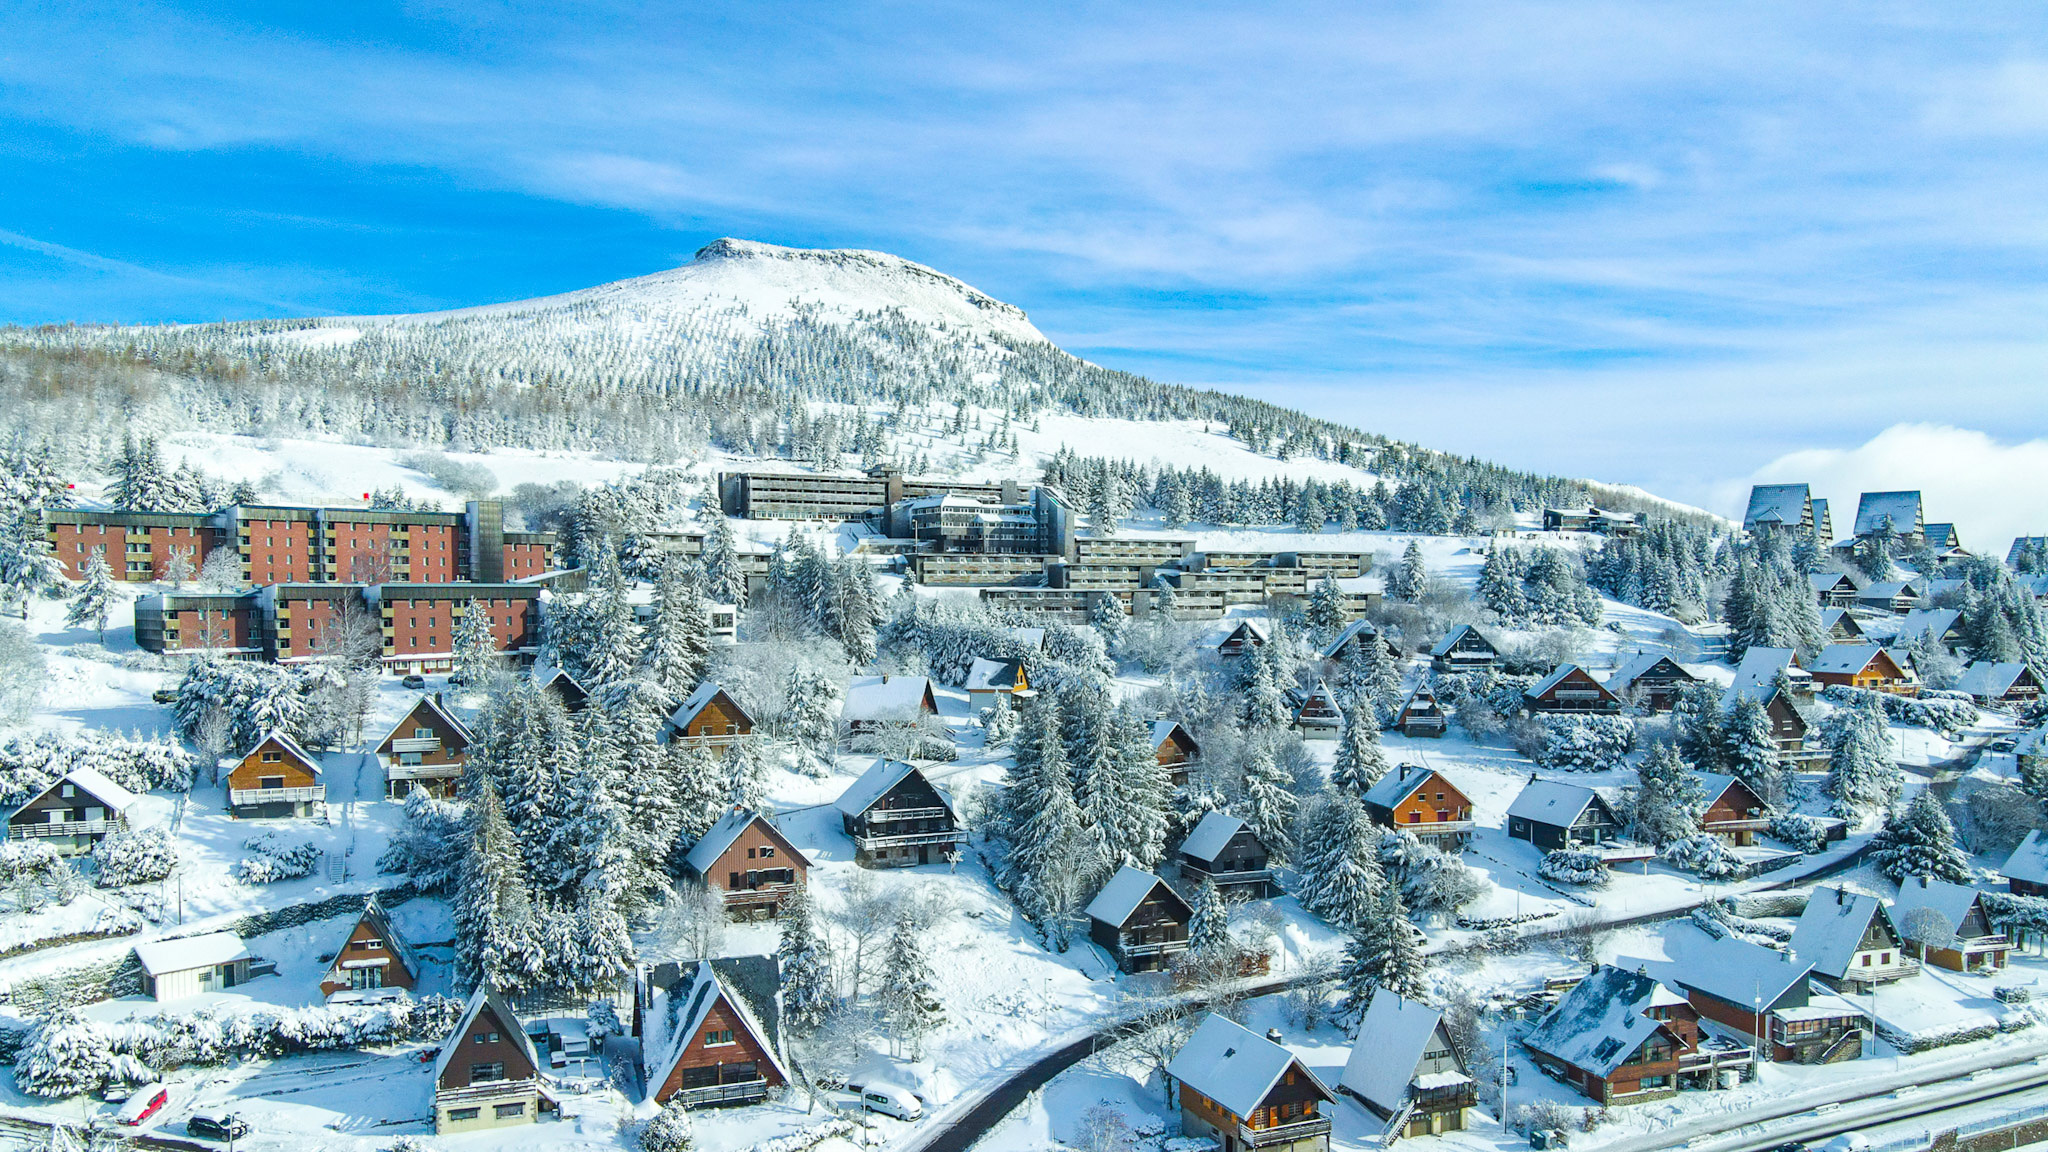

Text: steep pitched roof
xmin=1810 ymin=572 xmax=1861 ymax=594
xmin=841 ymin=675 xmax=935 ymax=722
xmin=2001 ymin=829 xmax=2048 ymax=888
xmin=643 ymin=960 xmax=791 ymax=1102
xmin=1524 ymin=966 xmax=1683 ymax=1077
xmin=1180 ymin=811 xmax=1248 ymax=865
xmin=243 ymin=729 xmax=321 ymax=777
xmin=1150 ymin=719 xmax=1197 ymax=753
xmin=1669 ymin=934 xmax=1813 ymax=1009
xmin=1819 ymin=609 xmax=1863 ymax=638
xmin=1744 ymin=484 xmax=1812 ymax=530
xmin=964 ymin=657 xmax=1025 ymax=692
xmin=666 ymin=681 xmax=751 ymax=732
xmin=1361 ymin=764 xmax=1438 ymax=810
xmin=1893 ymin=876 xmax=1987 ymax=939
xmin=434 ymin=985 xmax=544 ymax=1088
xmin=1789 ymin=887 xmax=1897 ymax=979
xmin=1607 ymin=653 xmax=1694 ymax=694
xmin=1694 ymin=772 xmax=1759 ymax=814
xmin=1167 ymin=1013 xmax=1330 ymax=1120
xmin=1955 ymin=661 xmax=2034 ymax=698
xmin=1341 ymin=992 xmax=1463 ymax=1117
xmin=1525 ymin=664 xmax=1615 ymax=701
xmin=1218 ymin=619 xmax=1270 ymax=647
xmin=683 ymin=810 xmax=810 ymax=877
xmin=1429 ymin=624 xmax=1494 ymax=659
xmin=833 ymin=758 xmax=954 ymax=820
xmin=378 ymin=694 xmax=475 ymax=752
xmin=1806 ymin=644 xmax=1893 ymax=676
xmin=1506 ymin=779 xmax=1601 ymax=828
xmin=1924 ymin=523 xmax=1961 ymax=551
xmin=1725 ymin=646 xmax=1797 ymax=712
xmin=332 ymin=895 xmax=421 ymax=983
xmin=1855 ymin=491 xmax=1923 ymax=537
xmin=1321 ymin=620 xmax=1394 ymax=661
xmin=1085 ymin=865 xmax=1185 ymax=927
xmin=1810 ymin=498 xmax=1833 ymax=539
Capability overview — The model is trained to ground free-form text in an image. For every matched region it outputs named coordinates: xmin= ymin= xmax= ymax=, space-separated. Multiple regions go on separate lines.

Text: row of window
xmin=445 ymin=1103 xmax=526 ymax=1122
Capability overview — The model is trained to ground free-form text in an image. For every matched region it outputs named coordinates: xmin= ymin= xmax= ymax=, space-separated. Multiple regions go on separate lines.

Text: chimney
xmin=1836 ymin=888 xmax=1846 ymax=906
xmin=1266 ymin=1028 xmax=1284 ymax=1044
xmin=1781 ymin=948 xmax=1793 ymax=963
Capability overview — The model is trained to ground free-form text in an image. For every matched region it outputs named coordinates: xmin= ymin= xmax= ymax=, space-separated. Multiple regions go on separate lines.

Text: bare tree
xmin=835 ymin=869 xmax=901 ymax=1002
xmin=1121 ymin=988 xmax=1200 ymax=1103
xmin=1900 ymin=906 xmax=1953 ymax=963
xmin=651 ymin=882 xmax=729 ymax=962
xmin=197 ymin=548 xmax=243 ymax=593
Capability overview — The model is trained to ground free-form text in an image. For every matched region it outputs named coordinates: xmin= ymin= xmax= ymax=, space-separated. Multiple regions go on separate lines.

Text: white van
xmin=859 ymin=1085 xmax=922 ymax=1121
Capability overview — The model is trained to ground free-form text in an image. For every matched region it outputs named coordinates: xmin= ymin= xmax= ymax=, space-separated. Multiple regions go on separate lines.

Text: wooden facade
xmin=1087 ymin=868 xmax=1193 ymax=973
xmin=226 ymin=732 xmax=325 ymax=818
xmin=318 ymin=897 xmax=419 ymax=997
xmin=5 ymin=771 xmax=131 ymax=854
xmin=1524 ymin=665 xmax=1623 ymax=714
xmin=379 ymin=695 xmax=472 ymax=799
xmin=663 ymin=683 xmax=756 ymax=756
xmin=434 ymin=989 xmax=545 ymax=1134
xmin=838 ymin=763 xmax=964 ymax=869
xmin=1697 ymin=775 xmax=1769 ymax=846
xmin=1362 ymin=767 xmax=1474 ymax=850
xmin=1153 ymin=721 xmax=1201 ymax=787
xmin=683 ymin=813 xmax=810 ymax=920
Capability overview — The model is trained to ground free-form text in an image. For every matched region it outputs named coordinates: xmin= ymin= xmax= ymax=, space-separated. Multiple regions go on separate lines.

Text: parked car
xmin=857 ymin=1084 xmax=923 ymax=1122
xmin=151 ymin=688 xmax=178 ymax=705
xmin=187 ymin=1112 xmax=249 ymax=1141
xmin=1991 ymin=738 xmax=2018 ymax=753
xmin=400 ymin=674 xmax=427 ymax=690
xmin=116 ymin=1084 xmax=169 ymax=1126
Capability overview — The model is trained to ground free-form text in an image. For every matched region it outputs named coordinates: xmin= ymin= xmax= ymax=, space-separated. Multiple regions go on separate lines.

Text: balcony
xmin=855 ymin=829 xmax=965 ymax=852
xmin=865 ymin=806 xmax=950 ymax=824
xmin=1401 ymin=819 xmax=1475 ymax=836
xmin=435 ymin=1079 xmax=538 ymax=1107
xmin=670 ymin=732 xmax=750 ymax=749
xmin=10 ymin=819 xmax=118 ymax=840
xmin=723 ymin=883 xmax=797 ymax=906
xmin=1182 ymin=864 xmax=1274 ymax=886
xmin=389 ymin=737 xmax=443 ymax=754
xmin=672 ymin=1077 xmax=770 ymax=1107
xmin=1121 ymin=937 xmax=1190 ymax=958
xmin=1678 ymin=1042 xmax=1754 ymax=1074
xmin=1702 ymin=817 xmax=1772 ymax=833
xmin=1239 ymin=1116 xmax=1333 ymax=1148
xmin=229 ymin=785 xmax=326 ymax=807
xmin=1412 ymin=1081 xmax=1478 ymax=1112
xmin=388 ymin=763 xmax=462 ymax=782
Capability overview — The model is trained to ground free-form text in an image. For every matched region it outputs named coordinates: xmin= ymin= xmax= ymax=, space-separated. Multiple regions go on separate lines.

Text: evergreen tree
xmin=1477 ymin=547 xmax=1527 ymax=621
xmin=1304 ymin=576 xmax=1348 ymax=644
xmin=785 ymin=667 xmax=840 ymax=777
xmin=1241 ymin=743 xmax=1298 ymax=862
xmin=1389 ymin=542 xmax=1428 ymax=602
xmin=1907 ymin=627 xmax=1960 ymax=692
xmin=776 ymin=883 xmax=835 ymax=1037
xmin=1632 ymin=744 xmax=1706 ymax=847
xmin=455 ymin=779 xmax=539 ymax=993
xmin=1368 ymin=884 xmax=1429 ymax=1000
xmin=450 ymin=598 xmax=501 ymax=688
xmin=726 ymin=737 xmax=770 ymax=813
xmin=64 ymin=553 xmax=118 ymax=642
xmin=642 ymin=565 xmax=712 ymax=706
xmin=1077 ymin=700 xmax=1170 ymax=869
xmin=878 ymin=910 xmax=945 ymax=1056
xmin=1828 ymin=695 xmax=1900 ymax=819
xmin=1869 ymin=792 xmax=1971 ymax=884
xmin=1188 ymin=878 xmax=1231 ymax=957
xmin=664 ymin=741 xmax=729 ymax=870
xmin=1330 ymin=699 xmax=1389 ymax=794
xmin=1238 ymin=645 xmax=1289 ymax=731
xmin=640 ymin=1096 xmax=695 ymax=1152
xmin=834 ymin=555 xmax=881 ymax=666
xmin=1089 ymin=593 xmax=1126 ymax=657
xmin=593 ymin=679 xmax=682 ymax=907
xmin=1294 ymin=790 xmax=1383 ymax=931
xmin=1671 ymin=681 xmax=1725 ymax=769
xmin=1719 ymin=694 xmax=1786 ymax=806
xmin=699 ymin=513 xmax=748 ymax=611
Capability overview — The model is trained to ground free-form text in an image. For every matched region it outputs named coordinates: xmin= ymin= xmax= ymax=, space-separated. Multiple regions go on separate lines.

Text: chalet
xmin=1789 ymin=886 xmax=1916 ymax=990
xmin=642 ymin=958 xmax=789 ymax=1109
xmin=134 ymin=932 xmax=252 ymax=1001
xmin=1893 ymin=877 xmax=2011 ymax=972
xmin=2001 ymin=829 xmax=2048 ymax=898
xmin=1695 ymin=773 xmax=1769 ymax=845
xmin=840 ymin=674 xmax=939 ymax=734
xmin=1805 ymin=645 xmax=1915 ymax=694
xmin=1809 ymin=572 xmax=1860 ymax=609
xmin=1724 ymin=647 xmax=1823 ymax=767
xmin=433 ymin=986 xmax=548 ymax=1134
xmin=661 ymin=682 xmax=756 ymax=754
xmin=1290 ymin=680 xmax=1343 ymax=740
xmin=1744 ymin=484 xmax=1815 ymax=536
xmin=1085 ymin=865 xmax=1191 ymax=973
xmin=964 ymin=657 xmax=1032 ymax=713
xmin=1429 ymin=624 xmax=1497 ymax=673
xmin=1178 ymin=812 xmax=1276 ymax=899
xmin=1924 ymin=523 xmax=1963 ymax=553
xmin=1216 ymin=619 xmax=1270 ymax=658
xmin=1856 ymin=580 xmax=1922 ymax=615
xmin=835 ymin=759 xmax=963 ymax=868
xmin=1361 ymin=765 xmax=1474 ymax=850
xmin=1606 ymin=653 xmax=1696 ymax=712
xmin=1853 ymin=490 xmax=1925 ymax=545
xmin=318 ymin=895 xmax=420 ymax=998
xmin=1394 ymin=686 xmax=1448 ymax=737
xmin=1339 ymin=992 xmax=1474 ymax=1138
xmin=1894 ymin=608 xmax=1962 ymax=651
xmin=681 ymin=810 xmax=810 ymax=920
xmin=1522 ymin=965 xmax=1727 ymax=1106
xmin=5 ymin=767 xmax=135 ymax=854
xmin=1321 ymin=620 xmax=1402 ymax=665
xmin=1522 ymin=665 xmax=1622 ymax=714
xmin=1167 ymin=1013 xmax=1334 ymax=1152
xmin=536 ymin=666 xmax=589 ymax=713
xmin=1819 ymin=608 xmax=1865 ymax=642
xmin=1668 ymin=935 xmax=1866 ymax=1064
xmin=1152 ymin=720 xmax=1201 ymax=787
xmin=1811 ymin=498 xmax=1834 ymax=542
xmin=1953 ymin=661 xmax=2043 ymax=706
xmin=1543 ymin=506 xmax=1646 ymax=535
xmin=1506 ymin=778 xmax=1620 ymax=851
xmin=226 ymin=730 xmax=325 ymax=819
xmin=377 ymin=694 xmax=472 ymax=799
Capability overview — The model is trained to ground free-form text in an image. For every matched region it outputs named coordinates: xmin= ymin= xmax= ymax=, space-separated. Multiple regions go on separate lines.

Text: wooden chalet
xmin=1605 ymin=654 xmax=1696 ymax=712
xmin=1854 ymin=490 xmax=1925 ymax=545
xmin=964 ymin=657 xmax=1032 ymax=713
xmin=1505 ymin=777 xmax=1619 ymax=851
xmin=1856 ymin=580 xmax=1923 ymax=615
xmin=1953 ymin=661 xmax=2043 ymax=706
xmin=1339 ymin=992 xmax=1474 ymax=1138
xmin=1321 ymin=620 xmax=1401 ymax=665
xmin=662 ymin=682 xmax=756 ymax=754
xmin=835 ymin=759 xmax=963 ymax=868
xmin=2002 ymin=828 xmax=2048 ymax=899
xmin=1724 ymin=648 xmax=1825 ymax=768
xmin=641 ymin=958 xmax=789 ymax=1109
xmin=1523 ymin=965 xmax=1747 ymax=1106
xmin=1894 ymin=877 xmax=2011 ymax=972
xmin=1819 ymin=608 xmax=1865 ymax=642
xmin=1744 ymin=484 xmax=1815 ymax=536
xmin=226 ymin=730 xmax=325 ymax=818
xmin=1361 ymin=765 xmax=1474 ymax=850
xmin=1152 ymin=719 xmax=1201 ymax=787
xmin=681 ymin=810 xmax=810 ymax=920
xmin=1894 ymin=608 xmax=1962 ymax=651
xmin=1695 ymin=773 xmax=1769 ymax=845
xmin=1216 ymin=619 xmax=1270 ymax=659
xmin=1290 ymin=680 xmax=1343 ymax=740
xmin=1809 ymin=572 xmax=1860 ymax=609
xmin=1522 ymin=665 xmax=1622 ymax=714
xmin=319 ymin=895 xmax=420 ymax=998
xmin=1789 ymin=886 xmax=1917 ymax=990
xmin=1805 ymin=645 xmax=1915 ymax=695
xmin=378 ymin=694 xmax=472 ymax=799
xmin=536 ymin=666 xmax=589 ymax=713
xmin=1669 ymin=935 xmax=1866 ymax=1064
xmin=5 ymin=767 xmax=135 ymax=854
xmin=1178 ymin=812 xmax=1276 ymax=899
xmin=1394 ymin=686 xmax=1448 ymax=737
xmin=434 ymin=986 xmax=549 ymax=1134
xmin=840 ymin=674 xmax=940 ymax=734
xmin=1085 ymin=865 xmax=1191 ymax=973
xmin=1429 ymin=624 xmax=1497 ymax=673
xmin=1168 ymin=1014 xmax=1334 ymax=1152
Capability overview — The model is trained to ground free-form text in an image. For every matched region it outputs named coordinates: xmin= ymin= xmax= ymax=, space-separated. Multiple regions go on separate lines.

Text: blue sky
xmin=8 ymin=2 xmax=2048 ymax=527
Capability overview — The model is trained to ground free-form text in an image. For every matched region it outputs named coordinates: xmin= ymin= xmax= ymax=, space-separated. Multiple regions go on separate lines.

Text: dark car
xmin=151 ymin=688 xmax=178 ymax=705
xmin=400 ymin=674 xmax=427 ymax=690
xmin=186 ymin=1112 xmax=250 ymax=1141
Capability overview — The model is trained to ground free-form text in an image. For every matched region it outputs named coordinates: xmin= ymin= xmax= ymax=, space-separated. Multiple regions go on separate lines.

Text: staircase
xmin=1378 ymin=1099 xmax=1417 ymax=1147
xmin=326 ymin=851 xmax=346 ymax=883
xmin=1818 ymin=1029 xmax=1863 ymax=1064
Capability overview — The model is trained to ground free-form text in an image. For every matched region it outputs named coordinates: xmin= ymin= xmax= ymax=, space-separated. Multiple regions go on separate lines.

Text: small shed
xmin=135 ymin=932 xmax=252 ymax=1001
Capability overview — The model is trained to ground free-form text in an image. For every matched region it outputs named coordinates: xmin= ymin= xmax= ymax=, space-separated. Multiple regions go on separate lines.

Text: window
xmin=494 ymin=1103 xmax=525 ymax=1119
xmin=760 ymin=846 xmax=775 ymax=858
xmin=60 ymin=784 xmax=74 ymax=799
xmin=414 ymin=727 xmax=433 ymax=740
xmin=261 ymin=750 xmax=281 ymax=763
xmin=447 ymin=1107 xmax=480 ymax=1122
xmin=353 ymin=938 xmax=383 ymax=950
xmin=258 ymin=776 xmax=284 ymax=790
xmin=747 ymin=847 xmax=757 ymax=859
xmin=475 ymin=1031 xmax=499 ymax=1044
xmin=470 ymin=1062 xmax=505 ymax=1082
xmin=1861 ymin=955 xmax=1871 ymax=967
xmin=704 ymin=1028 xmax=734 ymax=1047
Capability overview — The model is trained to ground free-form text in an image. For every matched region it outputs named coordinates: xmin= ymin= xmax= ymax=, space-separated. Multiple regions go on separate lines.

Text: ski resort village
xmin=0 ymin=244 xmax=2046 ymax=1152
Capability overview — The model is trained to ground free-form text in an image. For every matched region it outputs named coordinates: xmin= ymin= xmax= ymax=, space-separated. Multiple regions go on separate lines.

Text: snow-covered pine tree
xmin=1294 ymin=790 xmax=1383 ymax=931
xmin=784 ymin=667 xmax=840 ymax=777
xmin=725 ymin=736 xmax=770 ymax=814
xmin=1671 ymin=681 xmax=1725 ymax=769
xmin=1076 ymin=700 xmax=1169 ymax=870
xmin=1389 ymin=542 xmax=1427 ymax=602
xmin=1368 ymin=883 xmax=1429 ymax=1000
xmin=1330 ymin=698 xmax=1389 ymax=794
xmin=699 ymin=513 xmax=748 ymax=613
xmin=1827 ymin=695 xmax=1899 ymax=819
xmin=1305 ymin=576 xmax=1347 ymax=644
xmin=1632 ymin=743 xmax=1707 ymax=848
xmin=1719 ymin=693 xmax=1786 ymax=806
xmin=1478 ymin=547 xmax=1527 ymax=621
xmin=1241 ymin=742 xmax=1298 ymax=862
xmin=455 ymin=778 xmax=539 ymax=993
xmin=663 ymin=740 xmax=729 ymax=872
xmin=642 ymin=565 xmax=712 ymax=707
xmin=1336 ymin=917 xmax=1388 ymax=1021
xmin=581 ymin=546 xmax=642 ymax=688
xmin=64 ymin=553 xmax=118 ymax=641
xmin=1188 ymin=878 xmax=1231 ymax=958
xmin=776 ymin=882 xmax=834 ymax=1037
xmin=450 ymin=598 xmax=501 ymax=688
xmin=1238 ymin=645 xmax=1290 ymax=731
xmin=593 ymin=679 xmax=682 ymax=906
xmin=1869 ymin=792 xmax=1971 ymax=884
xmin=0 ymin=514 xmax=67 ymax=618
xmin=878 ymin=909 xmax=945 ymax=1056
xmin=834 ymin=555 xmax=880 ymax=667
xmin=1907 ymin=627 xmax=1960 ymax=692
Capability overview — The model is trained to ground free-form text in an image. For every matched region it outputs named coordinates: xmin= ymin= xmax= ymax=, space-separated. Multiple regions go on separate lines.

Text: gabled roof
xmin=243 ymin=729 xmax=321 ymax=776
xmin=1397 ymin=685 xmax=1444 ymax=717
xmin=8 ymin=766 xmax=139 ymax=825
xmin=2008 ymin=538 xmax=2048 ymax=566
xmin=1430 ymin=624 xmax=1495 ymax=659
xmin=1893 ymin=876 xmax=1988 ymax=940
xmin=1506 ymin=779 xmax=1603 ymax=828
xmin=1955 ymin=661 xmax=2035 ymax=698
xmin=1819 ymin=609 xmax=1863 ymax=638
xmin=964 ymin=657 xmax=1025 ymax=692
xmin=841 ymin=675 xmax=936 ymax=722
xmin=1085 ymin=865 xmax=1186 ymax=927
xmin=683 ymin=809 xmax=810 ymax=877
xmin=332 ymin=895 xmax=420 ymax=983
xmin=1607 ymin=653 xmax=1694 ymax=694
xmin=1669 ymin=934 xmax=1814 ymax=1009
xmin=1789 ymin=887 xmax=1897 ymax=979
xmin=1525 ymin=664 xmax=1615 ymax=701
xmin=434 ymin=985 xmax=543 ymax=1087
xmin=644 ymin=959 xmax=791 ymax=1102
xmin=2016 ymin=726 xmax=2048 ymax=759
xmin=1181 ymin=811 xmax=1249 ymax=865
xmin=1811 ymin=571 xmax=1861 ymax=593
xmin=1725 ymin=646 xmax=1797 ymax=712
xmin=2001 ymin=829 xmax=2048 ymax=887
xmin=1524 ymin=966 xmax=1684 ymax=1077
xmin=1218 ymin=619 xmax=1270 ymax=646
xmin=1341 ymin=992 xmax=1464 ymax=1117
xmin=1806 ymin=644 xmax=1895 ymax=676
xmin=1151 ymin=719 xmax=1198 ymax=752
xmin=378 ymin=694 xmax=474 ymax=751
xmin=1321 ymin=620 xmax=1394 ymax=661
xmin=1694 ymin=772 xmax=1760 ymax=814
xmin=666 ymin=681 xmax=752 ymax=732
xmin=1854 ymin=491 xmax=1923 ymax=537
xmin=1362 ymin=764 xmax=1451 ymax=811
xmin=1924 ymin=523 xmax=1961 ymax=551
xmin=1810 ymin=498 xmax=1833 ymax=539
xmin=1167 ymin=1013 xmax=1330 ymax=1120
xmin=833 ymin=759 xmax=955 ymax=820
xmin=1744 ymin=484 xmax=1811 ymax=530
xmin=134 ymin=931 xmax=249 ymax=977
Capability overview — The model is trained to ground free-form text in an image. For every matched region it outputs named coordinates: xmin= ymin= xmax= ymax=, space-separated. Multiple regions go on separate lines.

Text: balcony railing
xmin=1702 ymin=817 xmax=1772 ymax=833
xmin=1678 ymin=1045 xmax=1754 ymax=1072
xmin=388 ymin=763 xmax=462 ymax=781
xmin=1412 ymin=1083 xmax=1479 ymax=1111
xmin=855 ymin=829 xmax=964 ymax=852
xmin=723 ymin=883 xmax=797 ymax=905
xmin=1182 ymin=865 xmax=1274 ymax=886
xmin=10 ymin=819 xmax=118 ymax=839
xmin=229 ymin=785 xmax=326 ymax=806
xmin=670 ymin=732 xmax=750 ymax=748
xmin=1401 ymin=819 xmax=1475 ymax=835
xmin=672 ymin=1078 xmax=770 ymax=1107
xmin=1960 ymin=935 xmax=2011 ymax=951
xmin=1121 ymin=937 xmax=1190 ymax=958
xmin=435 ymin=1079 xmax=539 ymax=1106
xmin=388 ymin=737 xmax=442 ymax=754
xmin=865 ymin=806 xmax=950 ymax=824
xmin=1239 ymin=1116 xmax=1333 ymax=1147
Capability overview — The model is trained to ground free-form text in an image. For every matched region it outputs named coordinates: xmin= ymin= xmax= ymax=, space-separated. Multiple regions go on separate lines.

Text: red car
xmin=117 ymin=1084 xmax=169 ymax=1126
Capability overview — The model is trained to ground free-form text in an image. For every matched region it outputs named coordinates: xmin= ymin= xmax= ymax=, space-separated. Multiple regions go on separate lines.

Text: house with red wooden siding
xmin=1151 ymin=720 xmax=1201 ymax=786
xmin=681 ymin=810 xmax=810 ymax=920
xmin=1361 ymin=765 xmax=1474 ymax=849
xmin=1695 ymin=773 xmax=1769 ymax=845
xmin=641 ymin=958 xmax=789 ymax=1109
xmin=1523 ymin=665 xmax=1622 ymax=714
xmin=433 ymin=987 xmax=549 ymax=1134
xmin=1522 ymin=966 xmax=1735 ymax=1105
xmin=377 ymin=694 xmax=473 ymax=799
xmin=226 ymin=731 xmax=325 ymax=819
xmin=319 ymin=895 xmax=420 ymax=998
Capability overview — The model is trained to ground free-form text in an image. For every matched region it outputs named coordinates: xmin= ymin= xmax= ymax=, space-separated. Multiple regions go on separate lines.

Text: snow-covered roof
xmin=683 ymin=809 xmax=807 ymax=876
xmin=134 ymin=931 xmax=250 ymax=976
xmin=1180 ymin=811 xmax=1247 ymax=865
xmin=645 ymin=960 xmax=791 ymax=1102
xmin=1854 ymin=491 xmax=1922 ymax=537
xmin=1524 ymin=966 xmax=1681 ymax=1077
xmin=2001 ymin=829 xmax=2048 ymax=887
xmin=1151 ymin=719 xmax=1196 ymax=751
xmin=434 ymin=986 xmax=543 ymax=1088
xmin=1955 ymin=661 xmax=2034 ymax=698
xmin=1744 ymin=484 xmax=1811 ymax=530
xmin=1398 ymin=685 xmax=1442 ymax=717
xmin=1810 ymin=571 xmax=1859 ymax=593
xmin=841 ymin=675 xmax=934 ymax=722
xmin=1668 ymin=934 xmax=1812 ymax=1009
xmin=1526 ymin=664 xmax=1606 ymax=699
xmin=1429 ymin=624 xmax=1493 ymax=658
xmin=1361 ymin=764 xmax=1436 ymax=810
xmin=331 ymin=895 xmax=421 ymax=983
xmin=964 ymin=657 xmax=1024 ymax=692
xmin=1085 ymin=865 xmax=1178 ymax=927
xmin=1693 ymin=772 xmax=1751 ymax=811
xmin=1860 ymin=581 xmax=1917 ymax=602
xmin=245 ymin=729 xmax=321 ymax=777
xmin=378 ymin=694 xmax=475 ymax=752
xmin=1819 ymin=609 xmax=1861 ymax=636
xmin=1007 ymin=627 xmax=1046 ymax=649
xmin=1340 ymin=992 xmax=1459 ymax=1116
xmin=1320 ymin=620 xmax=1386 ymax=660
xmin=666 ymin=681 xmax=749 ymax=732
xmin=1607 ymin=652 xmax=1691 ymax=694
xmin=1810 ymin=498 xmax=1833 ymax=538
xmin=1219 ymin=619 xmax=1270 ymax=645
xmin=1167 ymin=1013 xmax=1327 ymax=1120
xmin=1789 ymin=887 xmax=1895 ymax=979
xmin=1805 ymin=645 xmax=1888 ymax=675
xmin=9 ymin=766 xmax=140 ymax=825
xmin=1725 ymin=646 xmax=1796 ymax=712
xmin=1506 ymin=779 xmax=1600 ymax=828
xmin=1893 ymin=876 xmax=1985 ymax=939
xmin=833 ymin=759 xmax=953 ymax=820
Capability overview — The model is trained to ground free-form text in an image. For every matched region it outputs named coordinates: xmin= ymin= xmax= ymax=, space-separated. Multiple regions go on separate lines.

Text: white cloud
xmin=1735 ymin=423 xmax=2048 ymax=553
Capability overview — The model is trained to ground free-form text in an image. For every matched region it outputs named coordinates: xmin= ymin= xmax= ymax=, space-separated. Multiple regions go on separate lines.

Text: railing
xmin=387 ymin=763 xmax=462 ymax=781
xmin=1702 ymin=817 xmax=1772 ymax=833
xmin=9 ymin=819 xmax=118 ymax=839
xmin=723 ymin=883 xmax=797 ymax=905
xmin=855 ymin=830 xmax=964 ymax=852
xmin=1677 ymin=1046 xmax=1753 ymax=1072
xmin=672 ymin=1077 xmax=770 ymax=1107
xmin=388 ymin=737 xmax=442 ymax=754
xmin=436 ymin=1079 xmax=539 ymax=1106
xmin=1597 ymin=844 xmax=1657 ymax=862
xmin=228 ymin=785 xmax=326 ymax=806
xmin=1121 ymin=937 xmax=1190 ymax=958
xmin=1412 ymin=1083 xmax=1479 ymax=1110
xmin=1239 ymin=1116 xmax=1333 ymax=1147
xmin=865 ymin=806 xmax=950 ymax=824
xmin=1961 ymin=934 xmax=2011 ymax=951
xmin=1402 ymin=819 xmax=1475 ymax=835
xmin=1182 ymin=865 xmax=1274 ymax=886
xmin=670 ymin=732 xmax=750 ymax=748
